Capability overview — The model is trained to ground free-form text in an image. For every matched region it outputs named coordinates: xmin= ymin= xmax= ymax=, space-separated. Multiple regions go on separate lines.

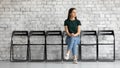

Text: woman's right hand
xmin=71 ymin=33 xmax=74 ymax=36
xmin=69 ymin=33 xmax=74 ymax=37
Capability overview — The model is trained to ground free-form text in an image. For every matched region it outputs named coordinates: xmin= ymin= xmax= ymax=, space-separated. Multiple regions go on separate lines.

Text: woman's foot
xmin=64 ymin=54 xmax=69 ymax=60
xmin=73 ymin=59 xmax=78 ymax=64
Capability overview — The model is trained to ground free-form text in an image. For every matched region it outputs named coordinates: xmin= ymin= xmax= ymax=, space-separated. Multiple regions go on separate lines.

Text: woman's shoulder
xmin=64 ymin=19 xmax=69 ymax=26
xmin=76 ymin=19 xmax=81 ymax=25
xmin=64 ymin=19 xmax=69 ymax=22
xmin=76 ymin=19 xmax=81 ymax=22
xmin=64 ymin=19 xmax=70 ymax=25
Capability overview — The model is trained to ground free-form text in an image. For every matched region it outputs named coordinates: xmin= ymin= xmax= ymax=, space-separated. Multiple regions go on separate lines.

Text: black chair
xmin=46 ymin=31 xmax=62 ymax=62
xmin=80 ymin=30 xmax=97 ymax=61
xmin=28 ymin=31 xmax=46 ymax=62
xmin=10 ymin=31 xmax=29 ymax=62
xmin=62 ymin=31 xmax=80 ymax=61
xmin=98 ymin=30 xmax=115 ymax=61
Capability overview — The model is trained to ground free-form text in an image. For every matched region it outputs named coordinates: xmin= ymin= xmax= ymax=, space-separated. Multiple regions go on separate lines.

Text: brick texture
xmin=0 ymin=0 xmax=120 ymax=60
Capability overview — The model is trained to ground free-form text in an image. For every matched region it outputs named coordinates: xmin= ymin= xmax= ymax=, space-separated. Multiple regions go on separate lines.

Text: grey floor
xmin=1 ymin=61 xmax=120 ymax=68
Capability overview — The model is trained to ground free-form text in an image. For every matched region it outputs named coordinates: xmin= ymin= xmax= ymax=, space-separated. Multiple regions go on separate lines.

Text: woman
xmin=64 ymin=8 xmax=81 ymax=64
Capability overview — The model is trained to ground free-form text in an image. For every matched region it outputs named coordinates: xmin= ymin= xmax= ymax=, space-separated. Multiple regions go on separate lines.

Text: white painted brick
xmin=0 ymin=0 xmax=120 ymax=60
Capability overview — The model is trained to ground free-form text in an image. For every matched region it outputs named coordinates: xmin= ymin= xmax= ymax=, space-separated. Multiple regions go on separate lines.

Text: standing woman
xmin=64 ymin=8 xmax=81 ymax=64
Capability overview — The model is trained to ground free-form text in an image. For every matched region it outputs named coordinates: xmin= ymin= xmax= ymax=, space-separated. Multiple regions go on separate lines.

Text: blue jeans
xmin=65 ymin=35 xmax=80 ymax=56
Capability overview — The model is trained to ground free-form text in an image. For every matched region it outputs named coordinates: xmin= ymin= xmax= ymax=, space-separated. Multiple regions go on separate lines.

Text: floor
xmin=1 ymin=61 xmax=120 ymax=68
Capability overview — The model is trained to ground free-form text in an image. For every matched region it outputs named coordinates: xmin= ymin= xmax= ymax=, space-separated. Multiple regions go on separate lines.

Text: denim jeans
xmin=65 ymin=35 xmax=80 ymax=56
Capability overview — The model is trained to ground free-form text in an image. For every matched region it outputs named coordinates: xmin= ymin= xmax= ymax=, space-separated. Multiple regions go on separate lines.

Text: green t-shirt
xmin=64 ymin=19 xmax=81 ymax=34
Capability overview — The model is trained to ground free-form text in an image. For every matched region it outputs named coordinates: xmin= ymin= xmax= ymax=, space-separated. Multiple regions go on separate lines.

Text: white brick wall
xmin=0 ymin=0 xmax=120 ymax=60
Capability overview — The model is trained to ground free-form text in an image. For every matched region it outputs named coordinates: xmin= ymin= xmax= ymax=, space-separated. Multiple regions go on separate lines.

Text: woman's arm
xmin=74 ymin=25 xmax=81 ymax=36
xmin=64 ymin=26 xmax=72 ymax=36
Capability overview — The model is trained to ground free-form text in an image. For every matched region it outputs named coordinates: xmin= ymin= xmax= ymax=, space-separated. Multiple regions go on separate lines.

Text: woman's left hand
xmin=71 ymin=33 xmax=78 ymax=37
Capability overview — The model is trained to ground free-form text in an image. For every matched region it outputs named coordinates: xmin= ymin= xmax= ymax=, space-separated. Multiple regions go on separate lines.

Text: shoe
xmin=73 ymin=59 xmax=78 ymax=64
xmin=64 ymin=54 xmax=69 ymax=60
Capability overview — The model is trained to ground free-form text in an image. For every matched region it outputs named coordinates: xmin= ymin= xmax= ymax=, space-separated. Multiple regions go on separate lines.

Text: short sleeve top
xmin=64 ymin=19 xmax=81 ymax=33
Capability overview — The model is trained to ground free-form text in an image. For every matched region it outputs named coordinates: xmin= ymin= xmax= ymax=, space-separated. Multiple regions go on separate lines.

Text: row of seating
xmin=10 ymin=30 xmax=115 ymax=62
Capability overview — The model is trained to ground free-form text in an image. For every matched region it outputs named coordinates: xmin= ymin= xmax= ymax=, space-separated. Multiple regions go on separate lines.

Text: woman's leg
xmin=72 ymin=38 xmax=78 ymax=59
xmin=72 ymin=40 xmax=78 ymax=60
xmin=72 ymin=37 xmax=79 ymax=64
xmin=65 ymin=37 xmax=74 ymax=59
xmin=67 ymin=37 xmax=75 ymax=53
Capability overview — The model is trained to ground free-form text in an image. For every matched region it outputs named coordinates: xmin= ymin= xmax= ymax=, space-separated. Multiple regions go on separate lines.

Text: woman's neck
xmin=70 ymin=17 xmax=75 ymax=21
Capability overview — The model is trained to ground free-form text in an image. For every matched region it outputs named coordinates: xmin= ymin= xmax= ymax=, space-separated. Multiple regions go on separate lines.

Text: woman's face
xmin=70 ymin=9 xmax=77 ymax=18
